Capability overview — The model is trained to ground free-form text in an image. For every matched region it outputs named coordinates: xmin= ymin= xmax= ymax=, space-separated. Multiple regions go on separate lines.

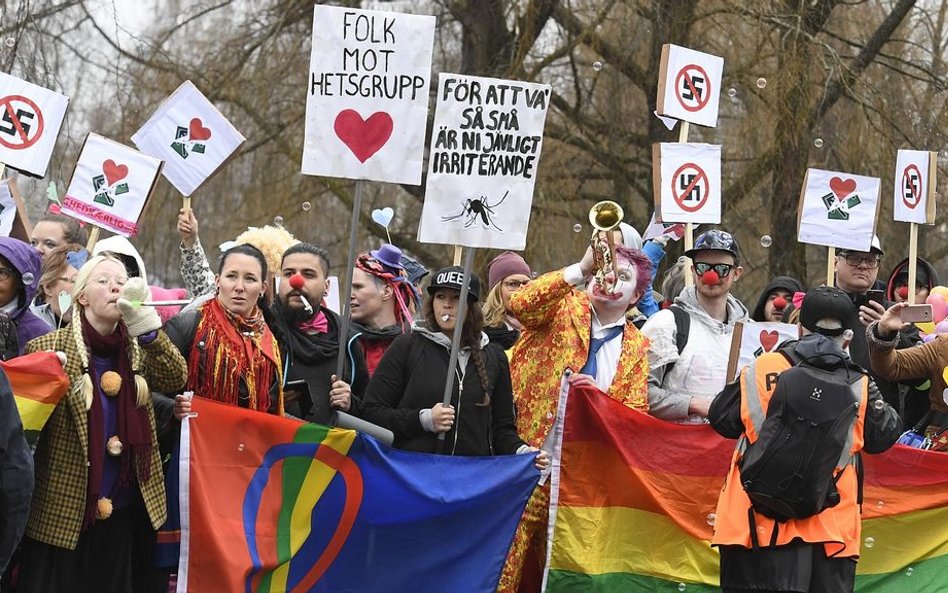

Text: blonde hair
xmin=234 ymin=225 xmax=299 ymax=282
xmin=482 ymin=282 xmax=507 ymax=327
xmin=70 ymin=254 xmax=149 ymax=409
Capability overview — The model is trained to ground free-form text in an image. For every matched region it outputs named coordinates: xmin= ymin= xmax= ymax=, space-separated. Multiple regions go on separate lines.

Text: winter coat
xmin=361 ymin=325 xmax=524 ymax=456
xmin=0 ymin=237 xmax=51 ymax=352
xmin=641 ymin=285 xmax=749 ymax=421
xmin=0 ymin=366 xmax=32 ymax=573
xmin=350 ymin=321 xmax=405 ymax=377
xmin=885 ymin=257 xmax=940 ymax=302
xmin=751 ymin=276 xmax=804 ymax=322
xmin=868 ymin=320 xmax=948 ymax=415
xmin=93 ymin=235 xmax=187 ymax=322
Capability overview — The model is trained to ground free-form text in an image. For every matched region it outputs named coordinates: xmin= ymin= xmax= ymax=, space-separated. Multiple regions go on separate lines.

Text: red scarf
xmin=187 ymin=297 xmax=283 ymax=414
xmin=81 ymin=315 xmax=152 ymax=529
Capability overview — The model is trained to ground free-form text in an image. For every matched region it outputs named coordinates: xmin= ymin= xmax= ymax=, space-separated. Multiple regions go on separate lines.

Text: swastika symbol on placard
xmin=902 ymin=164 xmax=922 ymax=209
xmin=0 ymin=95 xmax=44 ymax=150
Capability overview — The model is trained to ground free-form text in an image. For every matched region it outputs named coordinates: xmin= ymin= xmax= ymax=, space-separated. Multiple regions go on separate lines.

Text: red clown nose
xmin=897 ymin=286 xmax=909 ymax=300
xmin=701 ymin=270 xmax=720 ymax=285
xmin=772 ymin=296 xmax=788 ymax=311
xmin=288 ymin=274 xmax=306 ymax=290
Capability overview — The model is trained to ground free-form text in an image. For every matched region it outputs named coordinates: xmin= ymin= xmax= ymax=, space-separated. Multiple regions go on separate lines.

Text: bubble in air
xmin=756 ymin=77 xmax=767 ymax=89
xmin=843 ymin=328 xmax=854 ymax=341
xmin=21 ymin=272 xmax=34 ymax=286
xmin=873 ymin=399 xmax=885 ymax=411
xmin=906 ymin=567 xmax=914 ymax=576
xmin=301 ymin=201 xmax=312 ymax=212
xmin=592 ymin=61 xmax=603 ymax=72
xmin=572 ymin=223 xmax=582 ymax=233
xmin=238 ymin=443 xmax=245 ymax=452
xmin=864 ymin=536 xmax=875 ymax=549
xmin=678 ymin=584 xmax=687 ymax=592
xmin=813 ymin=138 xmax=824 ymax=148
xmin=4 ymin=38 xmax=14 ymax=48
xmin=706 ymin=513 xmax=716 ymax=526
xmin=273 ymin=215 xmax=284 ymax=227
xmin=760 ymin=235 xmax=772 ymax=248
xmin=727 ymin=87 xmax=737 ymax=98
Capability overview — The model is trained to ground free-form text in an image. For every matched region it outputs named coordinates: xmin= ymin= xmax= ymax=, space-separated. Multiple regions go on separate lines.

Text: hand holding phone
xmin=901 ymin=304 xmax=933 ymax=324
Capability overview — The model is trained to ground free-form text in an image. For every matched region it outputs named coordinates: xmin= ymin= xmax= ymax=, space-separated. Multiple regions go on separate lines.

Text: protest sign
xmin=797 ymin=168 xmax=880 ymax=252
xmin=131 ymin=81 xmax=245 ymax=197
xmin=893 ymin=149 xmax=937 ymax=224
xmin=417 ymin=74 xmax=551 ymax=250
xmin=655 ymin=45 xmax=724 ymax=128
xmin=0 ymin=180 xmax=18 ymax=237
xmin=62 ymin=133 xmax=163 ymax=237
xmin=652 ymin=142 xmax=721 ymax=224
xmin=726 ymin=321 xmax=799 ymax=381
xmin=641 ymin=212 xmax=699 ymax=242
xmin=0 ymin=72 xmax=69 ymax=178
xmin=302 ymin=5 xmax=435 ymax=185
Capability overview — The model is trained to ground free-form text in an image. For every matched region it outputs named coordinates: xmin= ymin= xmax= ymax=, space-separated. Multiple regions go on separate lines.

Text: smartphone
xmin=902 ymin=304 xmax=933 ymax=324
xmin=284 ymin=379 xmax=312 ymax=405
xmin=867 ymin=290 xmax=885 ymax=307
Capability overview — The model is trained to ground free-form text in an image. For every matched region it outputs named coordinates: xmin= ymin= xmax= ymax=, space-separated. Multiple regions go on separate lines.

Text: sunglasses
xmin=694 ymin=262 xmax=733 ymax=277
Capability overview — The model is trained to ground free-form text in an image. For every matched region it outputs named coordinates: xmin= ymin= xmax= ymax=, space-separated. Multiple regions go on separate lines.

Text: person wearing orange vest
xmin=709 ymin=286 xmax=901 ymax=593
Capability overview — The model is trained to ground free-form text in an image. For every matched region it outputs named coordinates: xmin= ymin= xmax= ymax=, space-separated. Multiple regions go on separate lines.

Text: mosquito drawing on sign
xmin=441 ymin=190 xmax=509 ymax=230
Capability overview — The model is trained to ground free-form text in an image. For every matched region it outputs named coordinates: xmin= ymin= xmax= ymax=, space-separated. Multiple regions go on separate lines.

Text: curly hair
xmin=233 ymin=225 xmax=299 ymax=281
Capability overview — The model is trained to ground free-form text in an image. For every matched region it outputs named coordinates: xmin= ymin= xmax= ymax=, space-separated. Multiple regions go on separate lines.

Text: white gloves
xmin=117 ymin=278 xmax=161 ymax=337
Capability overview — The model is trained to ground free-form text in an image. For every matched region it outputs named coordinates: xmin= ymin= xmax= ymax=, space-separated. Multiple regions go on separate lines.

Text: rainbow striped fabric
xmin=544 ymin=384 xmax=948 ymax=592
xmin=177 ymin=398 xmax=539 ymax=592
xmin=7 ymin=351 xmax=69 ymax=445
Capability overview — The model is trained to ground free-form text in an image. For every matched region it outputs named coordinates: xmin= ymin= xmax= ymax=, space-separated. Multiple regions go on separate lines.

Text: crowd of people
xmin=0 ymin=206 xmax=940 ymax=593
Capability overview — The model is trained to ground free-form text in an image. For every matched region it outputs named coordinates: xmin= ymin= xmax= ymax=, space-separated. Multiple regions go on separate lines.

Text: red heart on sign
xmin=103 ymin=160 xmax=129 ymax=187
xmin=189 ymin=118 xmax=212 ymax=141
xmin=760 ymin=330 xmax=779 ymax=352
xmin=333 ymin=110 xmax=393 ymax=163
xmin=829 ymin=177 xmax=857 ymax=200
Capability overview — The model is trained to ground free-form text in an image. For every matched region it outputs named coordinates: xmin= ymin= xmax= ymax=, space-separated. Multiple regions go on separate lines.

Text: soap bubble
xmin=572 ymin=223 xmax=582 ymax=233
xmin=301 ymin=201 xmax=312 ymax=212
xmin=843 ymin=329 xmax=854 ymax=341
xmin=273 ymin=215 xmax=284 ymax=227
xmin=873 ymin=399 xmax=885 ymax=411
xmin=592 ymin=61 xmax=603 ymax=72
xmin=813 ymin=138 xmax=824 ymax=148
xmin=864 ymin=536 xmax=875 ymax=549
xmin=760 ymin=235 xmax=772 ymax=248
xmin=678 ymin=584 xmax=687 ymax=592
xmin=906 ymin=567 xmax=914 ymax=576
xmin=21 ymin=272 xmax=34 ymax=286
xmin=756 ymin=77 xmax=767 ymax=89
xmin=238 ymin=443 xmax=245 ymax=452
xmin=4 ymin=38 xmax=14 ymax=48
xmin=727 ymin=87 xmax=737 ymax=98
xmin=876 ymin=500 xmax=885 ymax=509
xmin=706 ymin=513 xmax=716 ymax=526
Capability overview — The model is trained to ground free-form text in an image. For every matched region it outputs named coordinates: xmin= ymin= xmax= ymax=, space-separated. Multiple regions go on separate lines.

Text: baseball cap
xmin=799 ymin=286 xmax=854 ymax=337
xmin=427 ymin=266 xmax=481 ymax=302
xmin=684 ymin=229 xmax=741 ymax=264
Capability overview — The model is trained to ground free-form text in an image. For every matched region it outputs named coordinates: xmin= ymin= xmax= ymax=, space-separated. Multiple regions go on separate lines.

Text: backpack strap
xmin=669 ymin=304 xmax=690 ymax=355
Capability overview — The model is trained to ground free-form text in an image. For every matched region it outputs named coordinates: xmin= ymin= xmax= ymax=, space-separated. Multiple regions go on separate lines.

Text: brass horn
xmin=588 ymin=201 xmax=624 ymax=294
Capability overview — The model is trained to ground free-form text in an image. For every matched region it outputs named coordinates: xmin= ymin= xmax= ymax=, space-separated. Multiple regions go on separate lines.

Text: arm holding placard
xmin=177 ymin=208 xmax=215 ymax=298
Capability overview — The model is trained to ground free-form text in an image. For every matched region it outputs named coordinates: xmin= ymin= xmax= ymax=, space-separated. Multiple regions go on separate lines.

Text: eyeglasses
xmin=0 ymin=268 xmax=14 ymax=282
xmin=503 ymin=279 xmax=530 ymax=290
xmin=840 ymin=254 xmax=880 ymax=269
xmin=694 ymin=262 xmax=733 ymax=277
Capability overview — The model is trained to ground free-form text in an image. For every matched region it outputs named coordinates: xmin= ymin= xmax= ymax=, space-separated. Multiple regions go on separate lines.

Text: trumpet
xmin=589 ymin=201 xmax=624 ymax=294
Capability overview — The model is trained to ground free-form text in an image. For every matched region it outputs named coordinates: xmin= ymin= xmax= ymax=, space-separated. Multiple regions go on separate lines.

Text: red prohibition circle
xmin=0 ymin=95 xmax=44 ymax=150
xmin=902 ymin=164 xmax=922 ymax=209
xmin=671 ymin=162 xmax=709 ymax=212
xmin=674 ymin=64 xmax=712 ymax=112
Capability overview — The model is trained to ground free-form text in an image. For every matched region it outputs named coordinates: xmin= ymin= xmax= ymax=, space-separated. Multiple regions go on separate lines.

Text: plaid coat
xmin=25 ymin=328 xmax=188 ymax=549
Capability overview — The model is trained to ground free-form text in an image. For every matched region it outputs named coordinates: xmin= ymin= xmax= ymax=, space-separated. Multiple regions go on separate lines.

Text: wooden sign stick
xmin=182 ymin=196 xmax=191 ymax=216
xmin=677 ymin=121 xmax=695 ymax=287
xmin=0 ymin=163 xmax=5 ymax=179
xmin=453 ymin=245 xmax=462 ymax=266
xmin=826 ymin=247 xmax=835 ymax=287
xmin=86 ymin=227 xmax=101 ymax=252
xmin=908 ymin=223 xmax=919 ymax=303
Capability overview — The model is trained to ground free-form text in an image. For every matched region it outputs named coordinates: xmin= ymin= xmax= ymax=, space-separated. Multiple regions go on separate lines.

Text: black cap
xmin=684 ymin=229 xmax=741 ymax=264
xmin=799 ymin=286 xmax=854 ymax=337
xmin=426 ymin=266 xmax=481 ymax=302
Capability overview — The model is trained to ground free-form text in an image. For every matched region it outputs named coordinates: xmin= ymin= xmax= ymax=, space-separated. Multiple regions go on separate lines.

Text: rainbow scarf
xmin=545 ymin=383 xmax=948 ymax=591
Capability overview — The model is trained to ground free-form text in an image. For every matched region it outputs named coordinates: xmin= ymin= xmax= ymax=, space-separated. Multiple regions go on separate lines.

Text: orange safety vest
xmin=712 ymin=351 xmax=869 ymax=558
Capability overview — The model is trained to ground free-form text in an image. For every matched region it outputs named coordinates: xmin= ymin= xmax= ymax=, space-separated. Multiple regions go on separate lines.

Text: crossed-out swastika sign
xmin=0 ymin=95 xmax=44 ymax=150
xmin=892 ymin=149 xmax=936 ymax=224
xmin=0 ymin=72 xmax=69 ymax=178
xmin=672 ymin=162 xmax=709 ymax=212
xmin=653 ymin=142 xmax=721 ymax=224
xmin=675 ymin=64 xmax=710 ymax=113
xmin=656 ymin=44 xmax=724 ymax=128
xmin=902 ymin=164 xmax=921 ymax=209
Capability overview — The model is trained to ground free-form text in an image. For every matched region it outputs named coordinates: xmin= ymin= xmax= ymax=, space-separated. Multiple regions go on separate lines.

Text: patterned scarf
xmin=187 ymin=297 xmax=283 ymax=414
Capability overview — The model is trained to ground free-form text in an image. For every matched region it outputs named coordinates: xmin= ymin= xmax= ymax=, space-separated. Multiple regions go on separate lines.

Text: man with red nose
xmin=751 ymin=276 xmax=804 ymax=322
xmin=641 ymin=229 xmax=749 ymax=422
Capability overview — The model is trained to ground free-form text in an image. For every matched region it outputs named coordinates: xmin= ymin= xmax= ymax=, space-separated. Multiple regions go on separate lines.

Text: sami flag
xmin=8 ymin=351 xmax=69 ymax=445
xmin=545 ymin=384 xmax=948 ymax=592
xmin=177 ymin=398 xmax=538 ymax=593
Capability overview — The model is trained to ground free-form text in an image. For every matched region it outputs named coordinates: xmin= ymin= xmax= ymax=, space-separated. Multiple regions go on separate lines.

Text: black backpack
xmin=738 ymin=356 xmax=865 ymax=523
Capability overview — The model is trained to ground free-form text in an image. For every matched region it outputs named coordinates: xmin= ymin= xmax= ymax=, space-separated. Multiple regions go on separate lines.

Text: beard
xmin=280 ymin=293 xmax=313 ymax=324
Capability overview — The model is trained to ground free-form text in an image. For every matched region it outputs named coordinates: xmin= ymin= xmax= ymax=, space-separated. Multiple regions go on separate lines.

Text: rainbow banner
xmin=544 ymin=384 xmax=948 ymax=592
xmin=8 ymin=351 xmax=69 ymax=445
xmin=177 ymin=398 xmax=538 ymax=593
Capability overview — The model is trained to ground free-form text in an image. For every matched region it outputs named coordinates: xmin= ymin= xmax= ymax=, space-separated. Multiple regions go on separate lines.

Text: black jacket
xmin=0 ymin=367 xmax=32 ymax=574
xmin=361 ymin=327 xmax=524 ymax=456
xmin=751 ymin=276 xmax=804 ymax=322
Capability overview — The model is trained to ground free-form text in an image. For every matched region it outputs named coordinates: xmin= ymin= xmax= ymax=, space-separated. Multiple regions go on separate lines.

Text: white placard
xmin=727 ymin=321 xmax=799 ymax=381
xmin=0 ymin=181 xmax=17 ymax=237
xmin=325 ymin=275 xmax=341 ymax=314
xmin=893 ymin=149 xmax=936 ymax=224
xmin=302 ymin=5 xmax=435 ymax=184
xmin=797 ymin=168 xmax=880 ymax=252
xmin=62 ymin=133 xmax=163 ymax=237
xmin=641 ymin=212 xmax=699 ymax=241
xmin=0 ymin=72 xmax=69 ymax=177
xmin=653 ymin=142 xmax=721 ymax=224
xmin=655 ymin=44 xmax=724 ymax=128
xmin=417 ymin=73 xmax=551 ymax=250
xmin=131 ymin=81 xmax=245 ymax=197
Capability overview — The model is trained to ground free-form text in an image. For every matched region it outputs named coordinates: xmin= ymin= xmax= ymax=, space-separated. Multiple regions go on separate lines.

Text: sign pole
xmin=86 ymin=226 xmax=101 ymax=252
xmin=182 ymin=196 xmax=191 ymax=216
xmin=908 ymin=223 xmax=918 ymax=303
xmin=826 ymin=247 xmax=835 ymax=287
xmin=436 ymin=245 xmax=475 ymax=454
xmin=677 ymin=121 xmax=695 ymax=287
xmin=335 ymin=180 xmax=364 ymax=380
xmin=453 ymin=245 xmax=462 ymax=266
xmin=0 ymin=163 xmax=5 ymax=179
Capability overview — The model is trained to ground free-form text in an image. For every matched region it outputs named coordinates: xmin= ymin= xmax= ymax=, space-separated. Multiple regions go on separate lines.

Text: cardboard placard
xmin=893 ymin=149 xmax=937 ymax=224
xmin=655 ymin=44 xmax=724 ymax=128
xmin=726 ymin=321 xmax=799 ymax=381
xmin=641 ymin=212 xmax=698 ymax=241
xmin=302 ymin=5 xmax=435 ymax=185
xmin=417 ymin=73 xmax=551 ymax=250
xmin=0 ymin=72 xmax=69 ymax=178
xmin=132 ymin=81 xmax=245 ymax=197
xmin=61 ymin=133 xmax=163 ymax=237
xmin=797 ymin=168 xmax=881 ymax=252
xmin=652 ymin=142 xmax=721 ymax=224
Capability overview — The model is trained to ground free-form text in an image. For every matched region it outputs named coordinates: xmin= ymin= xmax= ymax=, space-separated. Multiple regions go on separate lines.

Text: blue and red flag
xmin=176 ymin=398 xmax=537 ymax=592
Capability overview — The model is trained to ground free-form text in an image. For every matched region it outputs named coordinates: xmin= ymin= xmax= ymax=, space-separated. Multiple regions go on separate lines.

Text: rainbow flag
xmin=544 ymin=384 xmax=948 ymax=592
xmin=177 ymin=398 xmax=538 ymax=593
xmin=8 ymin=351 xmax=69 ymax=445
